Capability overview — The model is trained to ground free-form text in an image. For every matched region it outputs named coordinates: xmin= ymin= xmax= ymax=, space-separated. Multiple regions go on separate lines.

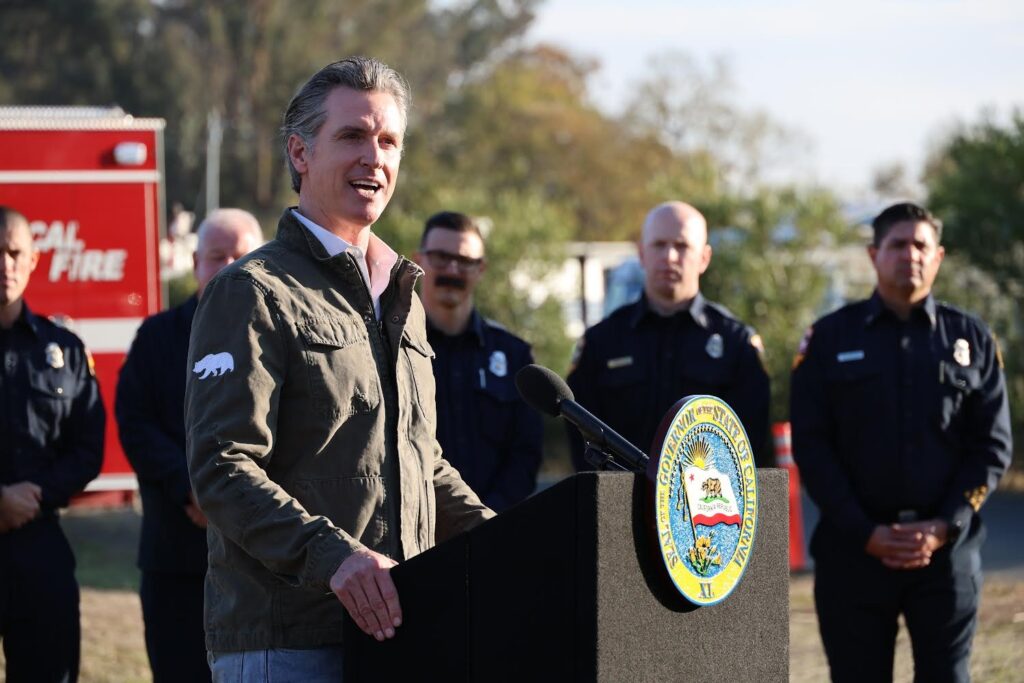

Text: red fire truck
xmin=0 ymin=106 xmax=166 ymax=497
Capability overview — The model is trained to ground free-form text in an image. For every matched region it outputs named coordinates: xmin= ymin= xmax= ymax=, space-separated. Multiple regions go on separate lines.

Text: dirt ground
xmin=2 ymin=577 xmax=1020 ymax=682
xmin=1 ymin=509 xmax=1021 ymax=682
xmin=789 ymin=574 xmax=1024 ymax=683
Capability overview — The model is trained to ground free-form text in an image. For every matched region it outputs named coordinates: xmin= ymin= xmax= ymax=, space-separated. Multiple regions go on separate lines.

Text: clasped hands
xmin=865 ymin=520 xmax=948 ymax=570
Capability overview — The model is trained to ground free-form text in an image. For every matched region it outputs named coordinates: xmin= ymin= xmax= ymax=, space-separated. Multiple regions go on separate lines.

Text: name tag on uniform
xmin=607 ymin=356 xmax=633 ymax=369
xmin=836 ymin=350 xmax=865 ymax=363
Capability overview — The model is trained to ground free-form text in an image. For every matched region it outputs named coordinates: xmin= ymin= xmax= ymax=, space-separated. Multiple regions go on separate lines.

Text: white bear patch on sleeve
xmin=193 ymin=352 xmax=235 ymax=379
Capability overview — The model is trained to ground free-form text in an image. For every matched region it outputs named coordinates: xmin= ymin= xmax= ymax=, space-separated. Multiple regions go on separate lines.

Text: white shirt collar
xmin=290 ymin=209 xmax=399 ymax=320
xmin=291 ymin=209 xmax=359 ymax=257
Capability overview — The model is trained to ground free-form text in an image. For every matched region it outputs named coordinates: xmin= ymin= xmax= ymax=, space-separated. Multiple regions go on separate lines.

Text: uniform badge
xmin=705 ymin=333 xmax=724 ymax=359
xmin=488 ymin=350 xmax=507 ymax=377
xmin=45 ymin=343 xmax=65 ymax=369
xmin=953 ymin=338 xmax=970 ymax=367
xmin=648 ymin=395 xmax=757 ymax=606
xmin=193 ymin=352 xmax=235 ymax=379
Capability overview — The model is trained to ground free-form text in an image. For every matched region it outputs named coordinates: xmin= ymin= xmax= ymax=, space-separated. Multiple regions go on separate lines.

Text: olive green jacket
xmin=185 ymin=210 xmax=493 ymax=652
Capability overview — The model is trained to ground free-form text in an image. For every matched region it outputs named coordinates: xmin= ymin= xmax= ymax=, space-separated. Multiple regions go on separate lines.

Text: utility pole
xmin=205 ymin=108 xmax=223 ymax=215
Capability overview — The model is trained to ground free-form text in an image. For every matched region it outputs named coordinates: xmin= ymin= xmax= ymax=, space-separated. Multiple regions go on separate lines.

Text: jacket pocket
xmin=594 ymin=360 xmax=646 ymax=437
xmin=402 ymin=329 xmax=436 ymax=414
xmin=27 ymin=370 xmax=74 ymax=444
xmin=678 ymin=359 xmax=731 ymax=396
xmin=474 ymin=379 xmax=518 ymax=448
xmin=937 ymin=361 xmax=982 ymax=430
xmin=297 ymin=318 xmax=381 ymax=419
xmin=824 ymin=358 xmax=883 ymax=438
xmin=294 ymin=476 xmax=388 ymax=552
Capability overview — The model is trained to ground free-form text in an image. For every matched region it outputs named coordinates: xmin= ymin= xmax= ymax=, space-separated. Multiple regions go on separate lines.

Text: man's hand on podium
xmin=330 ymin=548 xmax=403 ymax=641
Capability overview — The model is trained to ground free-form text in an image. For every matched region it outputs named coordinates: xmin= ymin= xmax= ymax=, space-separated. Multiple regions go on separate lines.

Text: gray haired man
xmin=117 ymin=208 xmax=263 ymax=683
xmin=185 ymin=57 xmax=493 ymax=680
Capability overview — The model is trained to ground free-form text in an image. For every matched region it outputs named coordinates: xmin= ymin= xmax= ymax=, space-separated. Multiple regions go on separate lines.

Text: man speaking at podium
xmin=185 ymin=58 xmax=493 ymax=680
xmin=567 ymin=201 xmax=771 ymax=469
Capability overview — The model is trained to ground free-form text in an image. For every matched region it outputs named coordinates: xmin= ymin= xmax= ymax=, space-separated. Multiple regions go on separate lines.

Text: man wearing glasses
xmin=414 ymin=211 xmax=543 ymax=512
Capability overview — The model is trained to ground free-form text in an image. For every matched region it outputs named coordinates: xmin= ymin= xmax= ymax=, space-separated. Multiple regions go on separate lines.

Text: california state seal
xmin=648 ymin=395 xmax=758 ymax=606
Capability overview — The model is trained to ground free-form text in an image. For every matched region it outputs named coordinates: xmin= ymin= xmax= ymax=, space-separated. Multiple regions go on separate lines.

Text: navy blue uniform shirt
xmin=791 ymin=292 xmax=1012 ymax=553
xmin=116 ymin=295 xmax=208 ymax=574
xmin=427 ymin=310 xmax=542 ymax=512
xmin=0 ymin=303 xmax=104 ymax=512
xmin=567 ymin=292 xmax=771 ymax=470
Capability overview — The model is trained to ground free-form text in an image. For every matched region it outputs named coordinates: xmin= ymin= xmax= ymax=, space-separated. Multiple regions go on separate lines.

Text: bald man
xmin=1 ymin=206 xmax=105 ymax=682
xmin=567 ymin=201 xmax=771 ymax=469
xmin=115 ymin=208 xmax=263 ymax=683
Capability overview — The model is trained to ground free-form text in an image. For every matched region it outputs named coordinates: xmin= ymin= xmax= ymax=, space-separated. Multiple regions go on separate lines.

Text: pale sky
xmin=527 ymin=0 xmax=1024 ymax=197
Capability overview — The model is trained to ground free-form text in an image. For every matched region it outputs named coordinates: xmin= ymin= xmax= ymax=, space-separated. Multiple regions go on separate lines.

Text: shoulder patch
xmin=749 ymin=333 xmax=765 ymax=355
xmin=792 ymin=326 xmax=813 ymax=370
xmin=992 ymin=332 xmax=1005 ymax=369
xmin=193 ymin=352 xmax=235 ymax=379
xmin=749 ymin=332 xmax=767 ymax=372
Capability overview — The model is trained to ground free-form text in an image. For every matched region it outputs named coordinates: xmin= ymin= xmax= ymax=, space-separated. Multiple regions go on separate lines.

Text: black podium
xmin=344 ymin=470 xmax=789 ymax=681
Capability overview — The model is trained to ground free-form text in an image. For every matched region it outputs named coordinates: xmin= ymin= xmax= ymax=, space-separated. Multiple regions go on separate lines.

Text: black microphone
xmin=515 ymin=364 xmax=648 ymax=471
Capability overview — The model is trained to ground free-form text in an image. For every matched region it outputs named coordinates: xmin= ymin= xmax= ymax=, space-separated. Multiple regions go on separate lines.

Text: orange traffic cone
xmin=773 ymin=422 xmax=807 ymax=571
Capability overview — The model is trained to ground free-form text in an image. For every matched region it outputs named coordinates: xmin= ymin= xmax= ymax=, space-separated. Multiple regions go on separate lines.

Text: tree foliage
xmin=2 ymin=1 xmax=875 ymax=457
xmin=701 ymin=188 xmax=853 ymax=422
xmin=925 ymin=110 xmax=1024 ymax=297
xmin=926 ymin=111 xmax=1024 ymax=463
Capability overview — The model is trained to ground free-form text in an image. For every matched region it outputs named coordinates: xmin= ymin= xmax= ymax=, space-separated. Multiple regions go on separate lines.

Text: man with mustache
xmin=414 ymin=211 xmax=542 ymax=512
xmin=184 ymin=59 xmax=492 ymax=680
xmin=791 ymin=202 xmax=1012 ymax=682
xmin=567 ymin=201 xmax=771 ymax=469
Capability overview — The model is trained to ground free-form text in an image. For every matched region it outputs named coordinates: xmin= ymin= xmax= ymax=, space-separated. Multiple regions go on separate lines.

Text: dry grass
xmin=790 ymin=573 xmax=1024 ymax=683
xmin=2 ymin=509 xmax=1022 ymax=682
xmin=77 ymin=590 xmax=151 ymax=683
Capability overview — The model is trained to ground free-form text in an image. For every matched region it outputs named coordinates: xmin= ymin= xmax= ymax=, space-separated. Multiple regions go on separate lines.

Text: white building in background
xmin=514 ymin=216 xmax=876 ymax=341
xmin=510 ymin=241 xmax=639 ymax=339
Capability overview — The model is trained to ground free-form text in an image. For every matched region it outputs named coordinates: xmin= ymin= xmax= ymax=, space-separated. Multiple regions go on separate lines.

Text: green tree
xmin=624 ymin=52 xmax=810 ymax=197
xmin=0 ymin=0 xmax=543 ymax=219
xmin=701 ymin=187 xmax=852 ymax=423
xmin=925 ymin=110 xmax=1024 ymax=465
xmin=925 ymin=110 xmax=1024 ymax=293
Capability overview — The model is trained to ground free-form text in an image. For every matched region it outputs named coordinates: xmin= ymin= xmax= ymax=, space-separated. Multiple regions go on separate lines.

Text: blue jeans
xmin=208 ymin=646 xmax=344 ymax=682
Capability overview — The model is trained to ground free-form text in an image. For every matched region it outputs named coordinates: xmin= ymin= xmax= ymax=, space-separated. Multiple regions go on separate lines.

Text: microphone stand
xmin=583 ymin=442 xmax=633 ymax=472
